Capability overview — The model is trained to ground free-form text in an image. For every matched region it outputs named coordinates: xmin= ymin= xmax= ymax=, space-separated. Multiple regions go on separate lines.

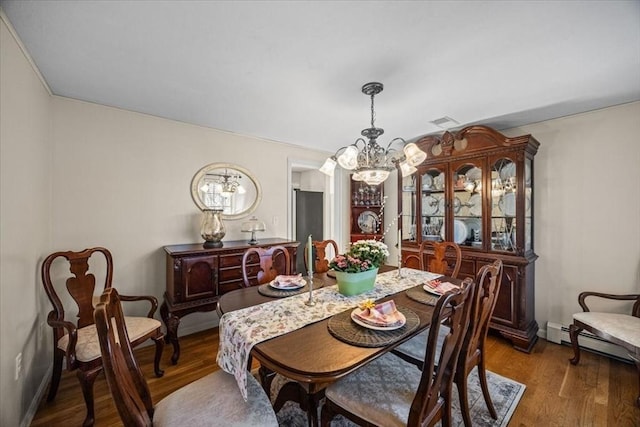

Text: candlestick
xmin=305 ymin=234 xmax=316 ymax=306
xmin=304 ymin=276 xmax=316 ymax=306
xmin=397 ymin=228 xmax=404 ymax=278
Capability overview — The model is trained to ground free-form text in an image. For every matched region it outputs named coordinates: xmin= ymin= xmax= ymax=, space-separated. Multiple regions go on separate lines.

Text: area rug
xmin=266 ymin=367 xmax=525 ymax=427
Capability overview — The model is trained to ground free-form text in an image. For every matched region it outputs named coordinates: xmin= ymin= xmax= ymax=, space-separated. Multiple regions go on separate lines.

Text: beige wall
xmin=0 ymin=15 xmax=53 ymax=427
xmin=507 ymin=103 xmax=640 ymax=333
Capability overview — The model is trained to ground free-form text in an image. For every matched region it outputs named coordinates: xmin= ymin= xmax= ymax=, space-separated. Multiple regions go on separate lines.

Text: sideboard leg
xmin=160 ymin=301 xmax=181 ymax=365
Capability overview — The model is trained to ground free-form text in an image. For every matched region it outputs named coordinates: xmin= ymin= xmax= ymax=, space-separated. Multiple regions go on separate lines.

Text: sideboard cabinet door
xmin=180 ymin=255 xmax=218 ymax=302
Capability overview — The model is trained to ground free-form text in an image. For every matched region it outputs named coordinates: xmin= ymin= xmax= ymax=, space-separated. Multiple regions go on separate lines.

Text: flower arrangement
xmin=329 ymin=239 xmax=389 ymax=273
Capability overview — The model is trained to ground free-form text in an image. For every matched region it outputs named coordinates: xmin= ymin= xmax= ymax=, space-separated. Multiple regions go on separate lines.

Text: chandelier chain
xmin=370 ymin=92 xmax=376 ymax=129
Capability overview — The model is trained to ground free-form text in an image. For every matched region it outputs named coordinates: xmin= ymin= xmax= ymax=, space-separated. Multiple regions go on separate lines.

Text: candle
xmin=307 ymin=234 xmax=313 ymax=276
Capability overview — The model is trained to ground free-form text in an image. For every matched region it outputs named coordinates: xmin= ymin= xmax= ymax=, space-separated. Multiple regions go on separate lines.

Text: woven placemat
xmin=406 ymin=285 xmax=439 ymax=306
xmin=327 ymin=306 xmax=420 ymax=348
xmin=257 ymin=283 xmax=311 ymax=298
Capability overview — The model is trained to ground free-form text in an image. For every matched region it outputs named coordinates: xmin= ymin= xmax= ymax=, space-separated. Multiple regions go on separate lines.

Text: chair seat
xmin=573 ymin=312 xmax=640 ymax=348
xmin=325 ymin=353 xmax=423 ymax=427
xmin=153 ymin=370 xmax=278 ymax=427
xmin=57 ymin=316 xmax=161 ymax=362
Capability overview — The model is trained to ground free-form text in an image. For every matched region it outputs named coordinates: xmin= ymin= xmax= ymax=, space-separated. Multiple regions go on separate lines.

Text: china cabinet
xmin=398 ymin=125 xmax=539 ymax=352
xmin=350 ymin=177 xmax=384 ymax=242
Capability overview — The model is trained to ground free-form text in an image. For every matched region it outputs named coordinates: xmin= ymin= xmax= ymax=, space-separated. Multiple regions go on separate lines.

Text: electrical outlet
xmin=272 ymin=216 xmax=279 ymax=226
xmin=15 ymin=353 xmax=22 ymax=380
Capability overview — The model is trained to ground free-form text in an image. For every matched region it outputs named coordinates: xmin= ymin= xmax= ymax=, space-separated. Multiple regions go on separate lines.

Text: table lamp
xmin=241 ymin=216 xmax=266 ymax=245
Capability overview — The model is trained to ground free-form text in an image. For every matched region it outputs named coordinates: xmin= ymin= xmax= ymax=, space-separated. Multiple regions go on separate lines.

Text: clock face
xmin=357 ymin=210 xmax=379 ymax=234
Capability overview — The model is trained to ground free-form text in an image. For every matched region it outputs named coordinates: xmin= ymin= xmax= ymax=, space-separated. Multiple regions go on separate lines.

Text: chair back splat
xmin=241 ymin=245 xmax=291 ymax=287
xmin=304 ymin=239 xmax=338 ymax=273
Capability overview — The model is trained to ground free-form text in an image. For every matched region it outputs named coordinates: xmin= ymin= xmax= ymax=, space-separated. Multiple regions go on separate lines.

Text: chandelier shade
xmin=319 ymin=82 xmax=426 ymax=185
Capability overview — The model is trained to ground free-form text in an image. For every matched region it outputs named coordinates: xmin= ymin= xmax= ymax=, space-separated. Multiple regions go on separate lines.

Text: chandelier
xmin=319 ymin=82 xmax=427 ymax=185
xmin=201 ymin=169 xmax=245 ymax=196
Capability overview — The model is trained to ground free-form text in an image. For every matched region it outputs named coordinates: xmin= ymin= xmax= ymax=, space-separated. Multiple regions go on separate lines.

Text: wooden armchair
xmin=321 ymin=278 xmax=475 ymax=427
xmin=392 ymin=260 xmax=503 ymax=426
xmin=304 ymin=239 xmax=338 ymax=273
xmin=41 ymin=247 xmax=164 ymax=426
xmin=405 ymin=240 xmax=462 ymax=278
xmin=94 ymin=288 xmax=278 ymax=426
xmin=241 ymin=245 xmax=291 ymax=287
xmin=569 ymin=291 xmax=640 ymax=407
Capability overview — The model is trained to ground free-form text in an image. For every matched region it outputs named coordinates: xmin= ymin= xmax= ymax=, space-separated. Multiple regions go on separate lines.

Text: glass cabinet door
xmin=452 ymin=161 xmax=484 ymax=248
xmin=524 ymin=157 xmax=533 ymax=251
xmin=490 ymin=157 xmax=519 ymax=252
xmin=420 ymin=166 xmax=446 ymax=242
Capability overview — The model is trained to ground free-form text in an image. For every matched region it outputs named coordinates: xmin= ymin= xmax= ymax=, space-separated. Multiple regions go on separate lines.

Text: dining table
xmin=216 ymin=266 xmax=461 ymax=427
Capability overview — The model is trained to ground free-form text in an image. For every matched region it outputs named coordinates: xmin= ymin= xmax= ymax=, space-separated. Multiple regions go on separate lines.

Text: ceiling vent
xmin=430 ymin=116 xmax=459 ymax=129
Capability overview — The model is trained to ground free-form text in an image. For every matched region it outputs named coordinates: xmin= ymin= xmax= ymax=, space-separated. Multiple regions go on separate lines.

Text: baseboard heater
xmin=546 ymin=321 xmax=632 ymax=363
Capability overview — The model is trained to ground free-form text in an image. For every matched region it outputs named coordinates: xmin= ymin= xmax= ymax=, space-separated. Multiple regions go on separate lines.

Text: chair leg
xmin=77 ymin=367 xmax=101 ymax=427
xmin=47 ymin=349 xmax=64 ymax=402
xmin=477 ymin=357 xmax=497 ymax=419
xmin=152 ymin=336 xmax=164 ymax=377
xmin=320 ymin=399 xmax=334 ymax=427
xmin=569 ymin=323 xmax=582 ymax=365
xmin=456 ymin=370 xmax=472 ymax=427
xmin=635 ymin=358 xmax=640 ymax=408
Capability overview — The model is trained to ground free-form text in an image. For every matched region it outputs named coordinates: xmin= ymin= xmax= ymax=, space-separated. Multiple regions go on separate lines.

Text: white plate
xmin=468 ymin=194 xmax=482 ymax=216
xmin=351 ymin=308 xmax=406 ymax=331
xmin=441 ymin=219 xmax=468 ymax=244
xmin=422 ymin=195 xmax=439 ymax=215
xmin=499 ymin=194 xmax=531 ymax=216
xmin=269 ymin=278 xmax=306 ymax=290
xmin=498 ymin=193 xmax=516 ymax=216
xmin=462 ymin=217 xmax=482 ymax=241
xmin=466 ymin=167 xmax=482 ymax=181
xmin=433 ymin=173 xmax=445 ymax=190
xmin=422 ymin=174 xmax=433 ymax=190
xmin=357 ymin=210 xmax=379 ymax=233
xmin=499 ymin=162 xmax=516 ymax=181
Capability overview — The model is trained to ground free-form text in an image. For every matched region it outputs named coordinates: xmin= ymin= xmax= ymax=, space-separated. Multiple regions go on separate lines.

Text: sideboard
xmin=161 ymin=238 xmax=298 ymax=364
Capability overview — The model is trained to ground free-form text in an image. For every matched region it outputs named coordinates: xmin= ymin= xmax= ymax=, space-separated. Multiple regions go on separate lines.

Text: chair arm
xmin=47 ymin=313 xmax=79 ymax=369
xmin=119 ymin=294 xmax=159 ymax=318
xmin=578 ymin=291 xmax=640 ymax=316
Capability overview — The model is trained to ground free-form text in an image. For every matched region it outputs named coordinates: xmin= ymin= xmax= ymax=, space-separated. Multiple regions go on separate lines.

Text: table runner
xmin=216 ymin=268 xmax=442 ymax=400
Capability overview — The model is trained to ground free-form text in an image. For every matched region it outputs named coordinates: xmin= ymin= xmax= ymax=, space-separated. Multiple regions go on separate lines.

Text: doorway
xmin=294 ymin=190 xmax=323 ymax=273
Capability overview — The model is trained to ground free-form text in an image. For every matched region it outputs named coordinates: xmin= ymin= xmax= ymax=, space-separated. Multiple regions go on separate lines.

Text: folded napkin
xmin=355 ymin=300 xmax=405 ymax=327
xmin=424 ymin=279 xmax=459 ymax=295
xmin=273 ymin=274 xmax=305 ymax=288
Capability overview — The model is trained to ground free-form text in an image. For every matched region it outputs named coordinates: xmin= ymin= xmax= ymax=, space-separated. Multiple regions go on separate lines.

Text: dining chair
xmin=41 ymin=247 xmax=164 ymax=427
xmin=94 ymin=288 xmax=278 ymax=426
xmin=569 ymin=289 xmax=640 ymax=407
xmin=304 ymin=239 xmax=339 ymax=273
xmin=241 ymin=245 xmax=291 ymax=287
xmin=320 ymin=277 xmax=475 ymax=427
xmin=405 ymin=240 xmax=462 ymax=278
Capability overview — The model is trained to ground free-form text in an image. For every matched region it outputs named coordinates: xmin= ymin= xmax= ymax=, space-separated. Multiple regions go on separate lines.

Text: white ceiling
xmin=2 ymin=1 xmax=639 ymax=154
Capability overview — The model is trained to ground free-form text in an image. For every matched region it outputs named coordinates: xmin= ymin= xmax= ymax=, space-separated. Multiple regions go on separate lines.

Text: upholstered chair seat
xmin=153 ymin=370 xmax=278 ymax=426
xmin=572 ymin=312 xmax=640 ymax=348
xmin=57 ymin=317 xmax=162 ymax=362
xmin=324 ymin=352 xmax=424 ymax=426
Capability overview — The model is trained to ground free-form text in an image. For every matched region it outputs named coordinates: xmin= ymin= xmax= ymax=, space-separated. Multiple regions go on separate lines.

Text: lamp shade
xmin=399 ymin=160 xmax=418 ymax=177
xmin=319 ymin=157 xmax=337 ymax=176
xmin=403 ymin=142 xmax=427 ymax=167
xmin=337 ymin=145 xmax=358 ymax=170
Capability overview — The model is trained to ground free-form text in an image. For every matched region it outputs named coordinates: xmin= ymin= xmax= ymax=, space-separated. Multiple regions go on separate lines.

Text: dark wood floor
xmin=30 ymin=329 xmax=639 ymax=426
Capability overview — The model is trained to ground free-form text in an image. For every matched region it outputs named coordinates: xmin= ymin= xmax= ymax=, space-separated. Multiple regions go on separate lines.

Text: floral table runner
xmin=216 ymin=268 xmax=442 ymax=400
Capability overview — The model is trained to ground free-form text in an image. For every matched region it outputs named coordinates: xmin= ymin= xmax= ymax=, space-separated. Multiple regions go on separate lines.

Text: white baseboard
xmin=21 ymin=365 xmax=52 ymax=427
xmin=546 ymin=321 xmax=632 ymax=362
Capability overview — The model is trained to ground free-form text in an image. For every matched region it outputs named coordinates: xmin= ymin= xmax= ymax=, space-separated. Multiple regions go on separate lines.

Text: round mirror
xmin=191 ymin=163 xmax=262 ymax=220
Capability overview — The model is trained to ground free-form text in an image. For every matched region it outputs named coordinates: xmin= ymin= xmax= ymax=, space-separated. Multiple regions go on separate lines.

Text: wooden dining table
xmin=216 ymin=267 xmax=459 ymax=427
